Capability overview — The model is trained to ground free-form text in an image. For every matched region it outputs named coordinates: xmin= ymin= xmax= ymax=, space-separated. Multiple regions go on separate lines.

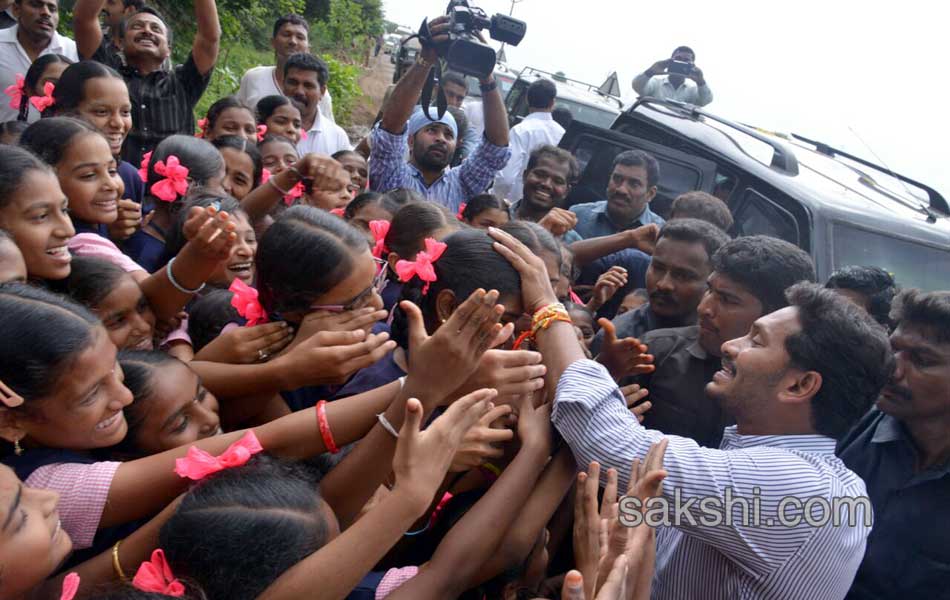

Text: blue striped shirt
xmin=552 ymin=360 xmax=872 ymax=600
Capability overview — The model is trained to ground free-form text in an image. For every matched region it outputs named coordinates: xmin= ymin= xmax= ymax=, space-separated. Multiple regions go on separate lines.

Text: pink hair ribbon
xmin=3 ymin=73 xmax=24 ymax=110
xmin=138 ymin=150 xmax=153 ymax=182
xmin=456 ymin=203 xmax=467 ymax=221
xmin=132 ymin=549 xmax=185 ymax=597
xmin=257 ymin=124 xmax=268 ymax=142
xmin=299 ymin=128 xmax=308 ymax=141
xmin=229 ymin=279 xmax=267 ymax=327
xmin=174 ymin=430 xmax=263 ymax=481
xmin=195 ymin=117 xmax=208 ymax=138
xmin=151 ymin=155 xmax=190 ymax=202
xmin=60 ymin=573 xmax=80 ymax=600
xmin=283 ymin=181 xmax=305 ymax=207
xmin=369 ymin=220 xmax=390 ymax=259
xmin=29 ymin=81 xmax=55 ymax=112
xmin=329 ymin=207 xmax=345 ymax=217
xmin=569 ymin=289 xmax=584 ymax=305
xmin=395 ymin=237 xmax=447 ymax=294
xmin=261 ymin=168 xmax=272 ymax=184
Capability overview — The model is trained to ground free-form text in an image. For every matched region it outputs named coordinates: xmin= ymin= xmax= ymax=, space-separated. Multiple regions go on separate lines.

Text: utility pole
xmin=498 ymin=0 xmax=524 ymax=62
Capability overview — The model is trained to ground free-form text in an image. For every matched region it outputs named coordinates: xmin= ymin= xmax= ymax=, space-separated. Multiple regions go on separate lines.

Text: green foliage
xmin=321 ymin=54 xmax=361 ymax=125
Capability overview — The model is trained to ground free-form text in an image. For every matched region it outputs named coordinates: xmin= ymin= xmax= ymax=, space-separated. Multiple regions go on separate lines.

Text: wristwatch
xmin=479 ymin=78 xmax=497 ymax=93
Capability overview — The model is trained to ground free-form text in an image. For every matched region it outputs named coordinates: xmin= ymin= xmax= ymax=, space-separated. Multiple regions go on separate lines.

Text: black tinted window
xmin=833 ymin=223 xmax=950 ymax=291
xmin=734 ymin=189 xmax=800 ymax=245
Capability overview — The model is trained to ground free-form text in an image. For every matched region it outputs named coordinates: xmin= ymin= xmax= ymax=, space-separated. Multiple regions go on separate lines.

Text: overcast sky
xmin=382 ymin=0 xmax=950 ymax=200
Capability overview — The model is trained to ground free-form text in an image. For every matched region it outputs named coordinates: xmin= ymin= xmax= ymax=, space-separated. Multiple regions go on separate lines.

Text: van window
xmin=733 ymin=188 xmax=800 ymax=245
xmin=552 ymin=99 xmax=618 ymax=129
xmin=832 ymin=223 xmax=950 ymax=291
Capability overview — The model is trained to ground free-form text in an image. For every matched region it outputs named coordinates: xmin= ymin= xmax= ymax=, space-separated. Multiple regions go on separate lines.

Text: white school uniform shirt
xmin=492 ymin=111 xmax=565 ymax=202
xmin=236 ymin=65 xmax=334 ymax=123
xmin=0 ymin=25 xmax=78 ymax=122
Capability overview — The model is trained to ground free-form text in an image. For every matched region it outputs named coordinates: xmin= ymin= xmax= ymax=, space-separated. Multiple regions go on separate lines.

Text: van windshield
xmin=833 ymin=223 xmax=950 ymax=291
xmin=552 ymin=98 xmax=618 ymax=128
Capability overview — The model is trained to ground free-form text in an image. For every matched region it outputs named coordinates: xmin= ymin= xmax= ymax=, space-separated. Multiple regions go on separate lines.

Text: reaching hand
xmin=293 ymin=154 xmax=351 ymax=196
xmin=573 ymin=462 xmax=604 ymax=599
xmin=449 ymin=403 xmax=514 ymax=472
xmin=595 ymin=319 xmax=654 ymax=381
xmin=621 ymin=439 xmax=668 ymax=600
xmin=194 ymin=321 xmax=294 ymax=364
xmin=488 ymin=227 xmax=559 ymax=314
xmin=393 ymin=388 xmax=497 ymax=511
xmin=588 ymin=267 xmax=628 ymax=312
xmin=181 ymin=205 xmax=237 ymax=261
xmin=454 ymin=348 xmax=547 ymax=398
xmin=538 ymin=207 xmax=578 ymax=237
xmin=626 ymin=224 xmax=659 ymax=255
xmin=275 ymin=328 xmax=396 ymax=388
xmin=515 ymin=392 xmax=553 ymax=454
xmin=108 ymin=199 xmax=143 ymax=241
xmin=403 ymin=288 xmax=507 ymax=406
xmin=562 ymin=559 xmax=629 ymax=600
xmin=620 ymin=384 xmax=651 ymax=423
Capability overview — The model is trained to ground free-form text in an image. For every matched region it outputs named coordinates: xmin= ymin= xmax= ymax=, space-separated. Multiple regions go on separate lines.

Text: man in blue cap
xmin=369 ymin=15 xmax=510 ymax=212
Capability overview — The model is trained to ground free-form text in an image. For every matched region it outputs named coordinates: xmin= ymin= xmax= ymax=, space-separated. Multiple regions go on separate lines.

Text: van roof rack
xmin=790 ymin=133 xmax=949 ymax=217
xmin=631 ymin=98 xmax=799 ymax=176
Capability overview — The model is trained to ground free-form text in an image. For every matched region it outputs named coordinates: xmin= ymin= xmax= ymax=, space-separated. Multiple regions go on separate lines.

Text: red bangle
xmin=316 ymin=400 xmax=339 ymax=454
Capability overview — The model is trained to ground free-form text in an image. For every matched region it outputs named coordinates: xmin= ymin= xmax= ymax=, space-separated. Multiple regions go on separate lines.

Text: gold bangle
xmin=112 ymin=539 xmax=128 ymax=580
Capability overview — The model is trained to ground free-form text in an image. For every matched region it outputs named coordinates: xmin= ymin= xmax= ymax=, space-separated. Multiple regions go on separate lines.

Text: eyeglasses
xmin=309 ymin=257 xmax=388 ymax=313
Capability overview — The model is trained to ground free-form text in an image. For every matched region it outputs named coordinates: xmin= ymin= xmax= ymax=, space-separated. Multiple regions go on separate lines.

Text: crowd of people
xmin=0 ymin=3 xmax=945 ymax=600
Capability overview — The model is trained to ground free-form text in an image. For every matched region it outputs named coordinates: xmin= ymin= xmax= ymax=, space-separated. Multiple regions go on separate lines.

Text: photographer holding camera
xmin=633 ymin=46 xmax=713 ymax=107
xmin=369 ymin=9 xmax=520 ymax=213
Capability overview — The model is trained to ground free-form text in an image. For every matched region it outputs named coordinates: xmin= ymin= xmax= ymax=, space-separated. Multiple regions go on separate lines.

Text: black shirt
xmin=590 ymin=303 xmax=693 ymax=356
xmin=837 ymin=409 xmax=950 ymax=599
xmin=89 ymin=42 xmax=211 ymax=165
xmin=628 ymin=326 xmax=733 ymax=447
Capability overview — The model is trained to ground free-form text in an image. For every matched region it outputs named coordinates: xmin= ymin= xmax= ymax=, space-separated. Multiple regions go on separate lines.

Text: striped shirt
xmin=552 ymin=360 xmax=872 ymax=600
xmin=369 ymin=125 xmax=510 ymax=213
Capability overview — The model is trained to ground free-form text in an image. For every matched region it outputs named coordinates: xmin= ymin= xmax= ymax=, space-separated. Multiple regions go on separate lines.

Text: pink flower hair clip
xmin=195 ymin=117 xmax=208 ymax=138
xmin=151 ymin=155 xmax=190 ymax=202
xmin=283 ymin=181 xmax=305 ymax=207
xmin=369 ymin=220 xmax=390 ymax=259
xmin=29 ymin=81 xmax=55 ymax=112
xmin=138 ymin=150 xmax=153 ymax=182
xmin=456 ymin=203 xmax=467 ymax=221
xmin=229 ymin=279 xmax=267 ymax=327
xmin=4 ymin=73 xmax=24 ymax=110
xmin=395 ymin=237 xmax=447 ymax=294
xmin=133 ymin=549 xmax=185 ymax=597
xmin=174 ymin=430 xmax=264 ymax=480
xmin=329 ymin=207 xmax=345 ymax=217
xmin=60 ymin=573 xmax=80 ymax=600
xmin=257 ymin=124 xmax=268 ymax=142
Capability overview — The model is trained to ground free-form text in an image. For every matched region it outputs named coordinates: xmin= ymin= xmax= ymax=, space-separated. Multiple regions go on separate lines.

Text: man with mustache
xmin=283 ymin=53 xmax=350 ymax=157
xmin=0 ymin=0 xmax=79 ymax=122
xmin=622 ymin=236 xmax=816 ymax=447
xmin=838 ymin=289 xmax=950 ymax=599
xmin=73 ymin=0 xmax=221 ymax=164
xmin=569 ymin=149 xmax=666 ymax=240
xmin=237 ymin=15 xmax=335 ymax=126
xmin=591 ymin=218 xmax=728 ymax=356
xmin=369 ymin=15 xmax=510 ymax=213
xmin=500 ymin=214 xmax=895 ymax=599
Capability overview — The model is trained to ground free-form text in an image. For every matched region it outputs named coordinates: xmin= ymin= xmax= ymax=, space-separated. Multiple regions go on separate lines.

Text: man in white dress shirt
xmin=0 ymin=0 xmax=78 ymax=122
xmin=236 ymin=14 xmax=334 ymax=123
xmin=282 ymin=52 xmax=350 ymax=156
xmin=633 ymin=45 xmax=713 ymax=107
xmin=493 ymin=78 xmax=565 ymax=202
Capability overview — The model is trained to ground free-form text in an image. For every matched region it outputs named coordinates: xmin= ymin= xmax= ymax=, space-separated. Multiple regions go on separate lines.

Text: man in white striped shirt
xmin=487 ymin=228 xmax=893 ymax=600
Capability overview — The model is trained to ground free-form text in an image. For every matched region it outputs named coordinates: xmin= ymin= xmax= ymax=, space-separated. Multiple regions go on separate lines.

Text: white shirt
xmin=632 ymin=73 xmax=713 ymax=107
xmin=0 ymin=25 xmax=78 ymax=122
xmin=296 ymin=110 xmax=351 ymax=156
xmin=493 ymin=111 xmax=564 ymax=202
xmin=236 ymin=65 xmax=335 ymax=123
xmin=462 ymin=98 xmax=484 ymax=143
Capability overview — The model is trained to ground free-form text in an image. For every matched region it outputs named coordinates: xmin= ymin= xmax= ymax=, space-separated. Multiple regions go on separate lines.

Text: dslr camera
xmin=419 ymin=0 xmax=527 ymax=79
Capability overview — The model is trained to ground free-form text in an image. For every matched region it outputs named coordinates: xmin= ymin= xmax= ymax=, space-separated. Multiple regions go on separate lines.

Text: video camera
xmin=419 ymin=0 xmax=527 ymax=79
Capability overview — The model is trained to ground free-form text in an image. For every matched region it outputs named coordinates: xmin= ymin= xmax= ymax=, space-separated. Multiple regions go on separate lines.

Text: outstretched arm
xmin=73 ymin=0 xmax=106 ymax=59
xmin=191 ymin=0 xmax=221 ymax=75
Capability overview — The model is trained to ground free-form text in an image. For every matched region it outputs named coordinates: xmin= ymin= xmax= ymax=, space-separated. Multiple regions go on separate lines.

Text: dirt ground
xmin=348 ymin=51 xmax=395 ymax=136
